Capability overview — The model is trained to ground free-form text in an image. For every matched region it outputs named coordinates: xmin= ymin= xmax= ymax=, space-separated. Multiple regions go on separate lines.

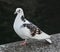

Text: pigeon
xmin=13 ymin=8 xmax=52 ymax=46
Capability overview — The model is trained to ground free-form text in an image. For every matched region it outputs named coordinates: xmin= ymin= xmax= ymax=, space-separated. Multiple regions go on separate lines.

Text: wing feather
xmin=22 ymin=23 xmax=41 ymax=36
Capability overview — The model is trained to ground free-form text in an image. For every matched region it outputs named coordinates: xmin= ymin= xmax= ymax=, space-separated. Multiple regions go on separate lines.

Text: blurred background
xmin=0 ymin=0 xmax=60 ymax=44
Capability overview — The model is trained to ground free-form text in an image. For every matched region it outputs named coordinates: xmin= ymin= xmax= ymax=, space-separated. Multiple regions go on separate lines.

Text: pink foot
xmin=20 ymin=41 xmax=28 ymax=46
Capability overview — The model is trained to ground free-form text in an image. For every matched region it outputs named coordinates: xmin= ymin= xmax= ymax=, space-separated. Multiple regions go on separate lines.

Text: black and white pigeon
xmin=13 ymin=8 xmax=52 ymax=45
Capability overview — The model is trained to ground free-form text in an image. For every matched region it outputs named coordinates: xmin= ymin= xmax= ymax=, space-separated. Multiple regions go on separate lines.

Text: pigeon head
xmin=14 ymin=8 xmax=23 ymax=14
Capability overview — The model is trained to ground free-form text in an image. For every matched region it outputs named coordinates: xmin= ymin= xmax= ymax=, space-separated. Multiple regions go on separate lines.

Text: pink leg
xmin=20 ymin=40 xmax=28 ymax=46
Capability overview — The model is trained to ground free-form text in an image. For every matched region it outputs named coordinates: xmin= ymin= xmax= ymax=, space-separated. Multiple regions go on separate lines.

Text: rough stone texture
xmin=0 ymin=33 xmax=60 ymax=52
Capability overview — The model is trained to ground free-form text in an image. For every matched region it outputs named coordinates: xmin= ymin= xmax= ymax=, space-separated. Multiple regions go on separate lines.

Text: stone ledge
xmin=0 ymin=33 xmax=60 ymax=52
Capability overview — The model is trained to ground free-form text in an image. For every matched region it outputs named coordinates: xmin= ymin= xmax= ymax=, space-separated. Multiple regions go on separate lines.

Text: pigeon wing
xmin=22 ymin=23 xmax=41 ymax=36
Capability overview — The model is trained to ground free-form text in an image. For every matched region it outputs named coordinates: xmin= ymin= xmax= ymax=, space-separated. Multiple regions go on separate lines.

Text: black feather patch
xmin=21 ymin=16 xmax=26 ymax=22
xmin=22 ymin=23 xmax=41 ymax=36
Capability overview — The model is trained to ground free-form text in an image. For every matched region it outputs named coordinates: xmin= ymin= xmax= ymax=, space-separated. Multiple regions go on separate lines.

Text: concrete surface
xmin=0 ymin=33 xmax=60 ymax=52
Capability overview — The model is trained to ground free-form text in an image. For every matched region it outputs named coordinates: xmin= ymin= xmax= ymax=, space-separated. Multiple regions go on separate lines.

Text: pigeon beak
xmin=14 ymin=11 xmax=16 ymax=14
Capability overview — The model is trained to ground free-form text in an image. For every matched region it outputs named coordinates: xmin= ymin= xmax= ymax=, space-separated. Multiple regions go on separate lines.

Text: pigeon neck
xmin=15 ymin=12 xmax=25 ymax=23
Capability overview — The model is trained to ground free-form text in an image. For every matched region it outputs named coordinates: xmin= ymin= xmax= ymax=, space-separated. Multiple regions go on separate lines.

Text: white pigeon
xmin=13 ymin=8 xmax=52 ymax=45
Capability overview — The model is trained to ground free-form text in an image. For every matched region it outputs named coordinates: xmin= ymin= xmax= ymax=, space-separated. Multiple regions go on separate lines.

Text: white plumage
xmin=13 ymin=8 xmax=52 ymax=44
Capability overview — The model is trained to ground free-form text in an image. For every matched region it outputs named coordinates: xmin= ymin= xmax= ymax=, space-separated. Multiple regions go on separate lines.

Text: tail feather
xmin=45 ymin=39 xmax=52 ymax=43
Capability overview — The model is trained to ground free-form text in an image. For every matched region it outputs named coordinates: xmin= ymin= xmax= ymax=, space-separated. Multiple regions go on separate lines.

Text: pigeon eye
xmin=18 ymin=10 xmax=20 ymax=12
xmin=19 ymin=10 xmax=20 ymax=11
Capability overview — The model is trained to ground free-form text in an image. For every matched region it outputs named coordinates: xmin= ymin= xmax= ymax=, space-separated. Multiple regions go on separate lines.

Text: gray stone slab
xmin=0 ymin=33 xmax=60 ymax=52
